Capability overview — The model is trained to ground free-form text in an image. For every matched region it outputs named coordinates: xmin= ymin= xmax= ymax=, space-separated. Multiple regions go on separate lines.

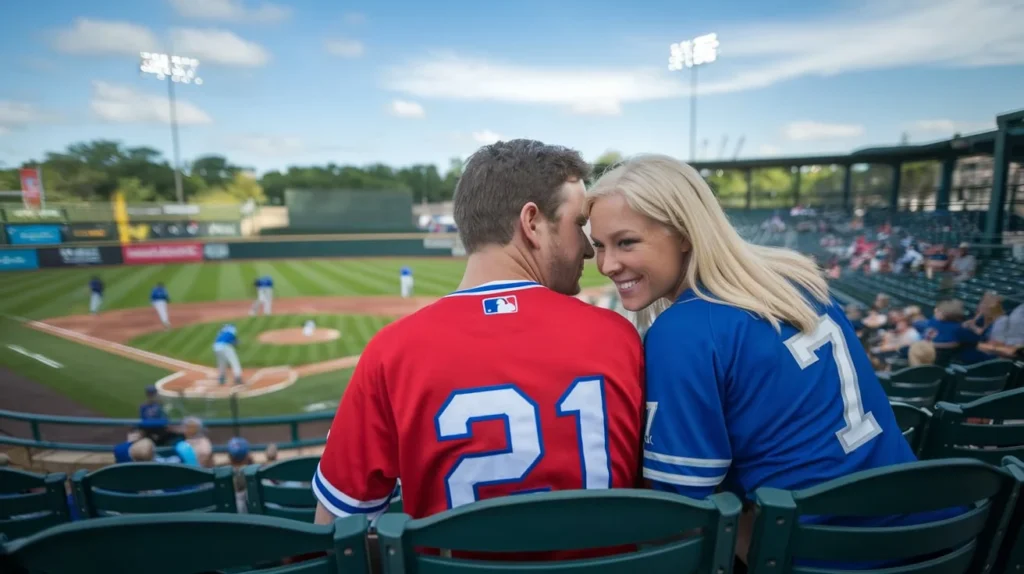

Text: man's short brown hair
xmin=453 ymin=139 xmax=590 ymax=254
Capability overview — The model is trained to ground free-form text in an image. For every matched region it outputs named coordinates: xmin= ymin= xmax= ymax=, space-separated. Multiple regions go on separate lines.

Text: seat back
xmin=890 ymin=402 xmax=932 ymax=454
xmin=946 ymin=359 xmax=1018 ymax=403
xmin=376 ymin=489 xmax=742 ymax=574
xmin=72 ymin=462 xmax=235 ymax=518
xmin=998 ymin=456 xmax=1024 ymax=574
xmin=920 ymin=387 xmax=1024 ymax=464
xmin=3 ymin=512 xmax=370 ymax=574
xmin=245 ymin=457 xmax=404 ymax=522
xmin=0 ymin=468 xmax=70 ymax=542
xmin=747 ymin=459 xmax=1021 ymax=574
xmin=880 ymin=365 xmax=948 ymax=408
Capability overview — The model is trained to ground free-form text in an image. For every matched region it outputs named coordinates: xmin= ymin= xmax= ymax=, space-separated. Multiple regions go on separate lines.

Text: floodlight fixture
xmin=668 ymin=33 xmax=720 ymax=161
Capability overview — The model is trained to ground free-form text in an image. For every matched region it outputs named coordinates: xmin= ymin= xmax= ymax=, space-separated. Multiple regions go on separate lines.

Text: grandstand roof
xmin=691 ymin=107 xmax=1024 ymax=171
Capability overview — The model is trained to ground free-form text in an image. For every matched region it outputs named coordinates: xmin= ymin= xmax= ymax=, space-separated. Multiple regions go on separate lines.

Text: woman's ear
xmin=680 ymin=236 xmax=692 ymax=254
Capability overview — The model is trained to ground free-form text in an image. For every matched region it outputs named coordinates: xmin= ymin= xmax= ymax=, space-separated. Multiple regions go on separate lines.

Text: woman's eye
xmin=618 ymin=239 xmax=637 ymax=248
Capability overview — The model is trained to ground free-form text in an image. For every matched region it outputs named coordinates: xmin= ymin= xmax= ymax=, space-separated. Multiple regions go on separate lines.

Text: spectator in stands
xmin=870 ymin=315 xmax=921 ymax=358
xmin=907 ymin=341 xmax=937 ymax=367
xmin=182 ymin=416 xmax=213 ymax=467
xmin=263 ymin=443 xmax=278 ymax=464
xmin=138 ymin=386 xmax=173 ymax=446
xmin=233 ymin=471 xmax=248 ymax=514
xmin=949 ymin=243 xmax=977 ymax=284
xmin=872 ymin=293 xmax=891 ymax=314
xmin=903 ymin=305 xmax=927 ymax=326
xmin=893 ymin=243 xmax=924 ymax=274
xmin=924 ymin=244 xmax=949 ymax=279
xmin=227 ymin=437 xmax=253 ymax=469
xmin=0 ymin=452 xmax=8 ymax=467
xmin=919 ymin=299 xmax=982 ymax=363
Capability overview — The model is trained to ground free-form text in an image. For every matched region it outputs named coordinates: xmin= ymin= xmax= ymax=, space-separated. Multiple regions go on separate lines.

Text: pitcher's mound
xmin=259 ymin=328 xmax=341 ymax=345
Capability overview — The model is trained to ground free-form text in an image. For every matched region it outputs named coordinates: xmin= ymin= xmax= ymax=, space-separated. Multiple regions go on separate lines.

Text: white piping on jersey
xmin=314 ymin=465 xmax=392 ymax=509
xmin=644 ymin=450 xmax=731 ymax=468
xmin=643 ymin=468 xmax=726 ymax=487
xmin=443 ymin=280 xmax=546 ymax=298
xmin=673 ymin=294 xmax=761 ymax=320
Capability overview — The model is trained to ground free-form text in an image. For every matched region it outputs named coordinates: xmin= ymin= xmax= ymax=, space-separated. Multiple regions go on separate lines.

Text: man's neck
xmin=457 ymin=245 xmax=543 ymax=292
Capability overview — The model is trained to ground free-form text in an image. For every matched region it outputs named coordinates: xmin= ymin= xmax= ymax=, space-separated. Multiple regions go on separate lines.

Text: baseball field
xmin=0 ymin=257 xmax=613 ymax=420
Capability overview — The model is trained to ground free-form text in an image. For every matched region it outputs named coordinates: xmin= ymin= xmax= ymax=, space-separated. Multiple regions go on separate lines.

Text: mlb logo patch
xmin=482 ymin=295 xmax=518 ymax=315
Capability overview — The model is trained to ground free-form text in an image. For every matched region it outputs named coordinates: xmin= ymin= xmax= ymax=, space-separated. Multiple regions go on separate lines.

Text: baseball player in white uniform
xmin=150 ymin=283 xmax=170 ymax=328
xmin=303 ymin=319 xmax=316 ymax=337
xmin=89 ymin=276 xmax=104 ymax=314
xmin=399 ymin=266 xmax=413 ymax=298
xmin=213 ymin=323 xmax=243 ymax=386
xmin=249 ymin=275 xmax=274 ymax=316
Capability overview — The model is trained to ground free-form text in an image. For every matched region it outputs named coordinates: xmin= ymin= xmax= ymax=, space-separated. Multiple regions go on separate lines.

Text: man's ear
xmin=519 ymin=202 xmax=543 ymax=249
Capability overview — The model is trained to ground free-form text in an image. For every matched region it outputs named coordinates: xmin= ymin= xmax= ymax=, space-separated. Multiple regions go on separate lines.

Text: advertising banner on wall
xmin=1 ymin=208 xmax=65 ymax=223
xmin=66 ymin=223 xmax=117 ymax=242
xmin=19 ymin=167 xmax=44 ymax=210
xmin=123 ymin=242 xmax=203 ymax=264
xmin=144 ymin=221 xmax=241 ymax=239
xmin=0 ymin=249 xmax=39 ymax=271
xmin=203 ymin=243 xmax=231 ymax=260
xmin=37 ymin=246 xmax=124 ymax=268
xmin=6 ymin=224 xmax=63 ymax=245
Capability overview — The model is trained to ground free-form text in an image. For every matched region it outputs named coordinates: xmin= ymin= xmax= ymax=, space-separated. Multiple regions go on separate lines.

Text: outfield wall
xmin=0 ymin=232 xmax=464 ymax=271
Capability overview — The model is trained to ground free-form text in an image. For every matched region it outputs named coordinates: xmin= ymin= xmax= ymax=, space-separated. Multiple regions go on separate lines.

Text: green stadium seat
xmin=244 ymin=457 xmax=403 ymax=522
xmin=745 ymin=458 xmax=1021 ymax=573
xmin=920 ymin=387 xmax=1024 ymax=465
xmin=890 ymin=402 xmax=932 ymax=455
xmin=375 ymin=489 xmax=742 ymax=574
xmin=998 ymin=456 xmax=1024 ymax=574
xmin=72 ymin=462 xmax=235 ymax=518
xmin=943 ymin=359 xmax=1019 ymax=403
xmin=0 ymin=468 xmax=70 ymax=543
xmin=1 ymin=512 xmax=370 ymax=574
xmin=878 ymin=365 xmax=949 ymax=409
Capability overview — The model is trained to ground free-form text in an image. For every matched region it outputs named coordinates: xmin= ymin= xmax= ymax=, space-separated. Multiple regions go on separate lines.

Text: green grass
xmin=0 ymin=258 xmax=613 ymax=418
xmin=0 ymin=258 xmax=610 ymax=320
xmin=128 ymin=314 xmax=390 ymax=368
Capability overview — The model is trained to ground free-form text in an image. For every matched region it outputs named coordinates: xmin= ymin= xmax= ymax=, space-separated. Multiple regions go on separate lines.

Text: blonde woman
xmin=586 ymin=154 xmax=955 ymax=566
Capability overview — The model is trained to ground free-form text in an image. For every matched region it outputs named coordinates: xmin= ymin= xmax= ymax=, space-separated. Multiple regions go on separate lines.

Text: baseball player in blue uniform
xmin=89 ymin=276 xmax=104 ymax=315
xmin=249 ymin=275 xmax=274 ymax=316
xmin=399 ymin=266 xmax=413 ymax=298
xmin=151 ymin=282 xmax=170 ymax=328
xmin=213 ymin=323 xmax=243 ymax=386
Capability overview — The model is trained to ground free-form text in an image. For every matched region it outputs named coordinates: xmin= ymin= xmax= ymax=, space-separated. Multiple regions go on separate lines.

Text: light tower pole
xmin=669 ymin=33 xmax=720 ymax=162
xmin=139 ymin=52 xmax=203 ymax=204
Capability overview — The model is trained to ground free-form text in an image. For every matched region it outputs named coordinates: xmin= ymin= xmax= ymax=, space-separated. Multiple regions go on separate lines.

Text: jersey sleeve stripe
xmin=312 ymin=465 xmax=393 ymax=516
xmin=644 ymin=450 xmax=731 ymax=468
xmin=643 ymin=468 xmax=726 ymax=488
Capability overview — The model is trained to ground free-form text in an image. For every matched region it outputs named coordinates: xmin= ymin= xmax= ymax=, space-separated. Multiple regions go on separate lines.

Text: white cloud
xmin=52 ymin=18 xmax=160 ymax=56
xmin=472 ymin=130 xmax=503 ymax=145
xmin=325 ymin=38 xmax=364 ymax=58
xmin=169 ymin=28 xmax=269 ymax=67
xmin=90 ymin=81 xmax=212 ymax=125
xmin=343 ymin=12 xmax=366 ymax=25
xmin=0 ymin=101 xmax=55 ymax=126
xmin=783 ymin=121 xmax=865 ymax=142
xmin=907 ymin=119 xmax=994 ymax=135
xmin=384 ymin=53 xmax=685 ymax=115
xmin=699 ymin=0 xmax=1024 ymax=95
xmin=757 ymin=144 xmax=783 ymax=156
xmin=169 ymin=0 xmax=290 ymax=23
xmin=389 ymin=100 xmax=425 ymax=118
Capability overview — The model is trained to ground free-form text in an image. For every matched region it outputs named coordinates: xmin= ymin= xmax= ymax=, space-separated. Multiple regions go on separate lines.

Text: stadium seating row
xmin=2 ymin=456 xmax=1023 ymax=573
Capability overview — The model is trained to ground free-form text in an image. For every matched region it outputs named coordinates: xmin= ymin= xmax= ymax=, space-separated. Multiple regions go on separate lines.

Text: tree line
xmin=0 ymin=140 xmax=938 ymax=208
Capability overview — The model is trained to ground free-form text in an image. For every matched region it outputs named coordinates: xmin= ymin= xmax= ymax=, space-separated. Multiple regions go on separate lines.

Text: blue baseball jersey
xmin=215 ymin=325 xmax=237 ymax=346
xmin=642 ymin=288 xmax=917 ymax=501
xmin=400 ymin=266 xmax=412 ymax=277
xmin=89 ymin=279 xmax=103 ymax=294
xmin=139 ymin=402 xmax=167 ymax=427
xmin=256 ymin=275 xmax=273 ymax=288
xmin=150 ymin=286 xmax=169 ymax=302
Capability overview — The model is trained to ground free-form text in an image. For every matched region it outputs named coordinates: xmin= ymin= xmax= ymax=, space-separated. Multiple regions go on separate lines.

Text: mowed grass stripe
xmin=181 ymin=263 xmax=221 ymax=302
xmin=253 ymin=261 xmax=301 ymax=298
xmin=281 ymin=261 xmax=346 ymax=296
xmin=305 ymin=260 xmax=390 ymax=295
xmin=215 ymin=261 xmax=248 ymax=302
xmin=164 ymin=262 xmax=205 ymax=304
xmin=1 ymin=267 xmax=118 ymax=318
xmin=101 ymin=264 xmax=169 ymax=311
xmin=353 ymin=259 xmax=459 ymax=295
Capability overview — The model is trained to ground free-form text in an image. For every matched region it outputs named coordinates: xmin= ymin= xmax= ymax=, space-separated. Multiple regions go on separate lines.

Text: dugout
xmin=281 ymin=189 xmax=416 ymax=234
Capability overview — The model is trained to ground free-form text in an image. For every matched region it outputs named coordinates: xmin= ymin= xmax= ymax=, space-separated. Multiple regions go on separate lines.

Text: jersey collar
xmin=445 ymin=280 xmax=544 ymax=297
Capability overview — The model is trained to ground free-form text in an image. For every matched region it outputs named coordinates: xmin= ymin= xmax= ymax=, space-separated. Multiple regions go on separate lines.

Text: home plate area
xmin=156 ymin=366 xmax=298 ymax=399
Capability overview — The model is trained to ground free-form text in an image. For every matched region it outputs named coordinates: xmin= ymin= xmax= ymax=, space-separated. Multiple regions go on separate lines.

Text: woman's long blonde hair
xmin=587 ymin=154 xmax=830 ymax=333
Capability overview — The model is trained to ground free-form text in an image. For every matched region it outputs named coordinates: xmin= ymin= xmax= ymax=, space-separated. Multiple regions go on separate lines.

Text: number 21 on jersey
xmin=434 ymin=377 xmax=610 ymax=509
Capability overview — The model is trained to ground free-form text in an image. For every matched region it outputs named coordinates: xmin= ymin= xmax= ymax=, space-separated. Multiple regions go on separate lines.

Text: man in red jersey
xmin=313 ymin=139 xmax=644 ymax=525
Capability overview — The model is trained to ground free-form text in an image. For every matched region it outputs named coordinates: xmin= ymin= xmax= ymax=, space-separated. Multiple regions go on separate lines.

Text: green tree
xmin=114 ymin=177 xmax=157 ymax=202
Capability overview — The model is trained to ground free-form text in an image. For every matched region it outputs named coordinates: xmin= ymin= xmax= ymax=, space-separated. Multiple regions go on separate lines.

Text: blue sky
xmin=1 ymin=0 xmax=1022 ymax=174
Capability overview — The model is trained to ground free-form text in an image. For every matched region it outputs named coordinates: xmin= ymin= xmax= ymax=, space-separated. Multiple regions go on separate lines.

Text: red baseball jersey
xmin=314 ymin=280 xmax=645 ymax=522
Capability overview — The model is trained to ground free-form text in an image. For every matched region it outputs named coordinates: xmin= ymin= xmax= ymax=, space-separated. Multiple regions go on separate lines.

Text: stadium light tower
xmin=139 ymin=52 xmax=203 ymax=204
xmin=668 ymin=33 xmax=719 ymax=162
